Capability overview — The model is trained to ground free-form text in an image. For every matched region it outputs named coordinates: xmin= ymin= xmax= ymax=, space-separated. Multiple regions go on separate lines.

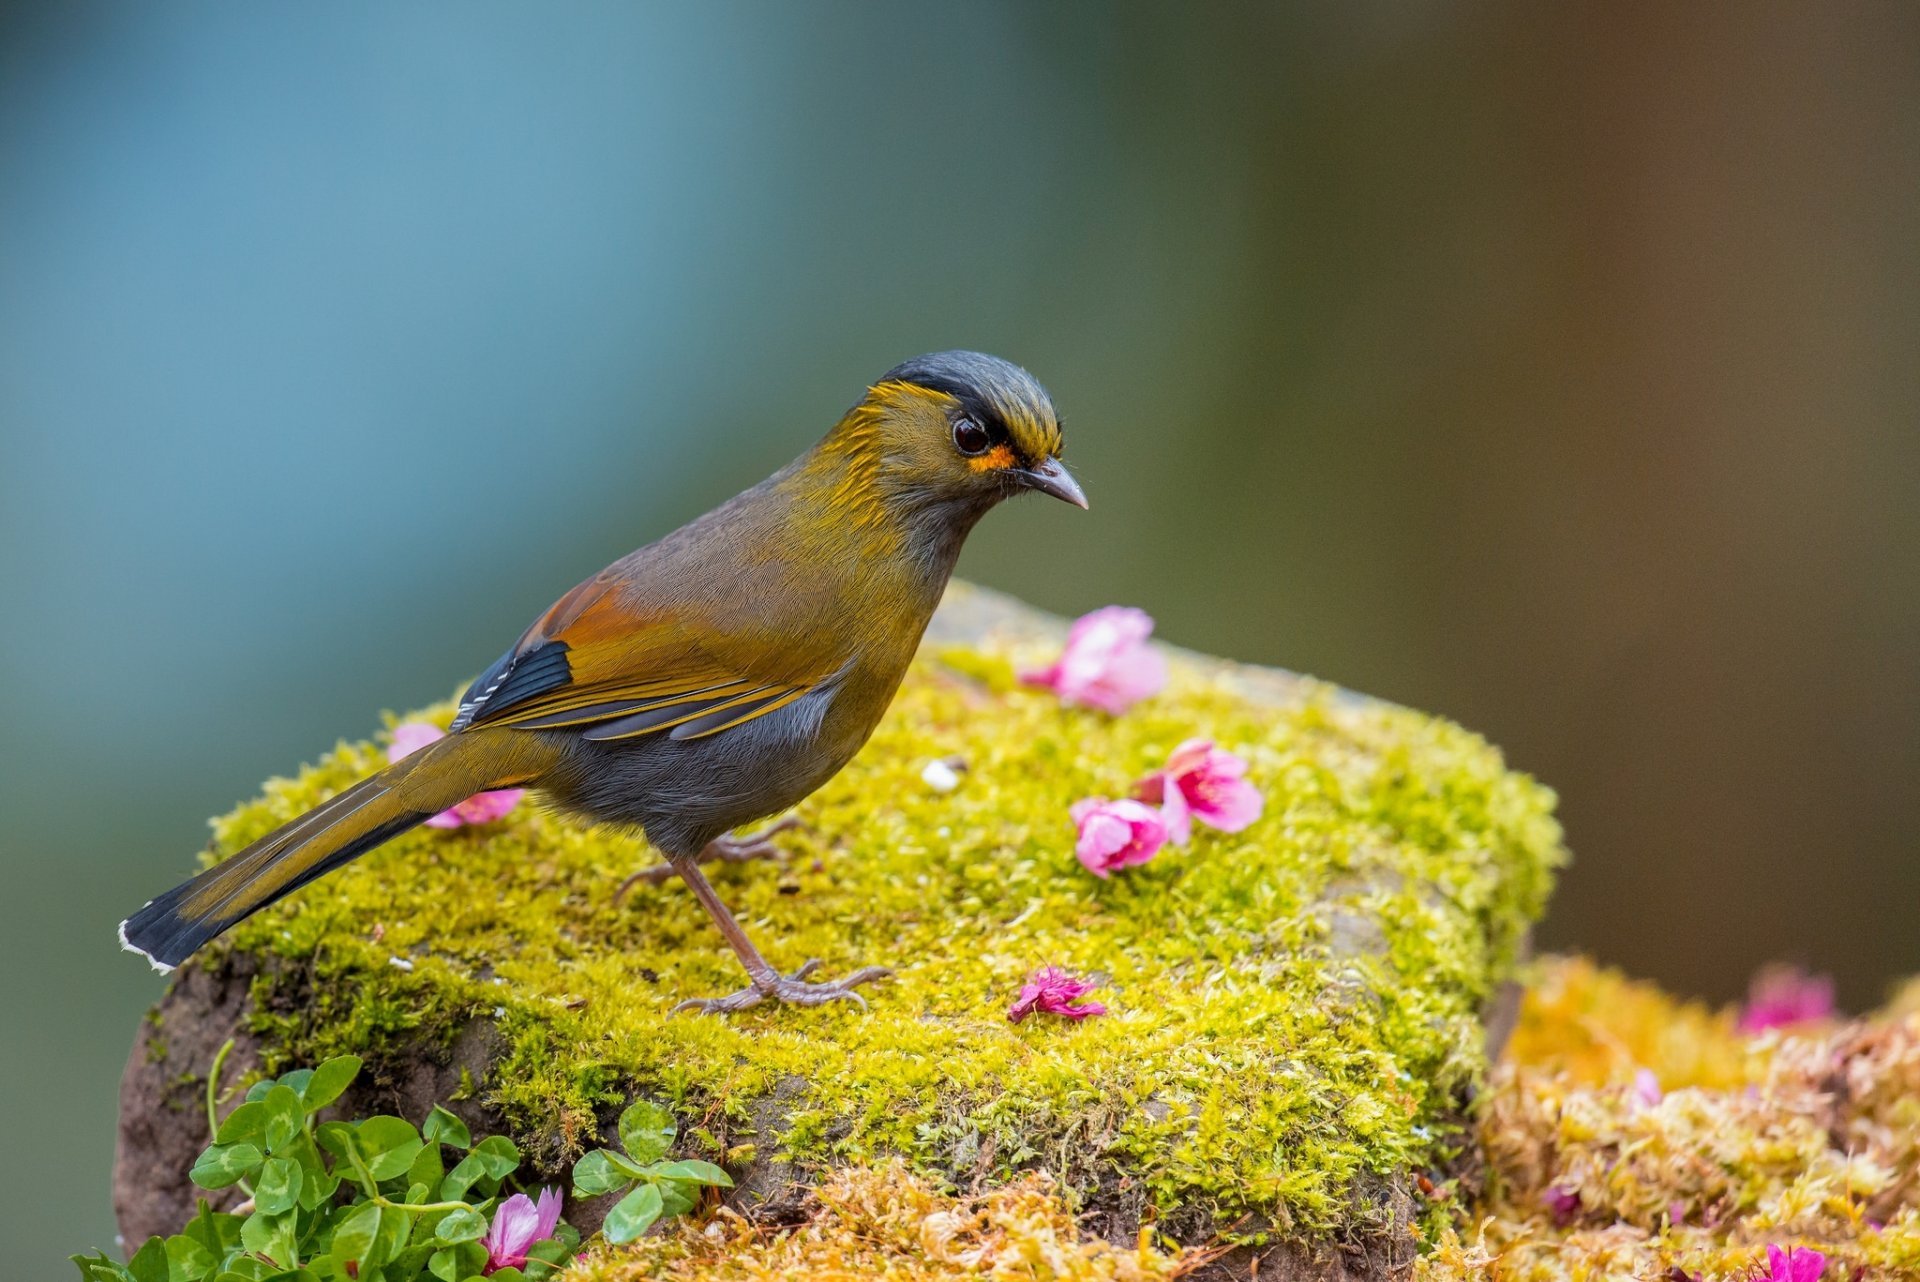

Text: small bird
xmin=120 ymin=352 xmax=1085 ymax=1013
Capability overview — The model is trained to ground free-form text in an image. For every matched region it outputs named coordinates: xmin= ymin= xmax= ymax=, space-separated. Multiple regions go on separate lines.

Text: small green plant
xmin=73 ymin=1043 xmax=578 ymax=1282
xmin=568 ymin=1100 xmax=732 ymax=1243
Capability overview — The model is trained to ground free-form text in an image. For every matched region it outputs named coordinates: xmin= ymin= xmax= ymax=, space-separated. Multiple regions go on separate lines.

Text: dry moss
xmin=568 ymin=1162 xmax=1201 ymax=1281
xmin=1419 ymin=956 xmax=1920 ymax=1282
xmin=185 ymin=587 xmax=1564 ymax=1247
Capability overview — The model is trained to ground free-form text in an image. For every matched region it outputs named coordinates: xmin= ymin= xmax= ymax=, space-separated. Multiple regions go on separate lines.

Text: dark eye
xmin=951 ymin=416 xmax=991 ymax=456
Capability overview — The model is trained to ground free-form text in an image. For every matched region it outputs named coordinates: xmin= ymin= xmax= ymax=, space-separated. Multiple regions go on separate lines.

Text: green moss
xmin=195 ymin=595 xmax=1563 ymax=1245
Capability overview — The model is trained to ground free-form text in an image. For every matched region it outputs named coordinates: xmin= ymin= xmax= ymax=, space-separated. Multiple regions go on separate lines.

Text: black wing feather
xmin=451 ymin=640 xmax=573 ymax=731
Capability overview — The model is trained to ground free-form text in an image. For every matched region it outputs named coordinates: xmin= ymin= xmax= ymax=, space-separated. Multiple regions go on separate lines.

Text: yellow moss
xmin=1505 ymin=956 xmax=1755 ymax=1091
xmin=566 ymin=1162 xmax=1201 ymax=1281
xmin=190 ymin=590 xmax=1564 ymax=1244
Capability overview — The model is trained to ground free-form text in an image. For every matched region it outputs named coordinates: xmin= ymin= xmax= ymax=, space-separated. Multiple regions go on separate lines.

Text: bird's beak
xmin=1016 ymin=457 xmax=1089 ymax=509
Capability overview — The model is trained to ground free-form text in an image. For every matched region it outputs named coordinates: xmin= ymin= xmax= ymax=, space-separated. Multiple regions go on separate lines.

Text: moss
xmin=567 ymin=1161 xmax=1198 ymax=1281
xmin=190 ymin=590 xmax=1564 ymax=1246
xmin=1419 ymin=956 xmax=1920 ymax=1281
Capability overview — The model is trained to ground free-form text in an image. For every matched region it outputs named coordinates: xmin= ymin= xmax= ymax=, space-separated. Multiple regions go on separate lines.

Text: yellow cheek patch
xmin=968 ymin=444 xmax=1018 ymax=472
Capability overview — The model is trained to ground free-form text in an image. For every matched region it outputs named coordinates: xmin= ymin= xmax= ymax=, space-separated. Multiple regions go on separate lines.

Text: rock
xmin=115 ymin=582 xmax=1565 ymax=1279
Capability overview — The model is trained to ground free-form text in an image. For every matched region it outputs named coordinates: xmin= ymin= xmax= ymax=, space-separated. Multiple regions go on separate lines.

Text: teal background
xmin=2 ymin=3 xmax=1915 ymax=1271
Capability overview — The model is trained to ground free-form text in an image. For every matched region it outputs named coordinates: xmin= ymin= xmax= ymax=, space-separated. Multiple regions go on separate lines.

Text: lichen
xmin=189 ymin=597 xmax=1564 ymax=1248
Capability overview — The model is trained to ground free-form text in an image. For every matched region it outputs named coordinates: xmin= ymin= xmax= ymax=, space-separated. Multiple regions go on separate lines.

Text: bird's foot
xmin=614 ymin=817 xmax=802 ymax=902
xmin=671 ymin=958 xmax=892 ymax=1015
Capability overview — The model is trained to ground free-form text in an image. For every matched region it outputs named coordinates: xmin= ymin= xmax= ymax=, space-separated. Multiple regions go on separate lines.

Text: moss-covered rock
xmin=116 ymin=583 xmax=1564 ymax=1277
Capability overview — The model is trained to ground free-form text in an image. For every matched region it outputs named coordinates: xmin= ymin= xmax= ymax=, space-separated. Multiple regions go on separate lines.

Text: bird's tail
xmin=119 ymin=729 xmax=529 ymax=972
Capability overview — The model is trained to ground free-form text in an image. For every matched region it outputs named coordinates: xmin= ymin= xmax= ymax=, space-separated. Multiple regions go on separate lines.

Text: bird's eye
xmin=951 ymin=416 xmax=991 ymax=456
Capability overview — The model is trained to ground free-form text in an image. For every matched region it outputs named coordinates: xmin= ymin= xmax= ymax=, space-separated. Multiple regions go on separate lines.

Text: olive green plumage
xmin=120 ymin=351 xmax=1085 ymax=1012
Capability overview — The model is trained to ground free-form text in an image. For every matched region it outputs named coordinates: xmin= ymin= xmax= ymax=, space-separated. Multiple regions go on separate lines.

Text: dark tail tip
xmin=118 ymin=881 xmax=208 ymax=973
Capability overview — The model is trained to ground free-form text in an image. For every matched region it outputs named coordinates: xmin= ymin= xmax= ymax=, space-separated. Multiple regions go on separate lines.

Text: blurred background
xmin=3 ymin=1 xmax=1915 ymax=1268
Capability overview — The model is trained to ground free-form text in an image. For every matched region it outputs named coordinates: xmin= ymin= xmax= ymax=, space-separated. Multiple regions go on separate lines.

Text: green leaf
xmin=428 ymin=1242 xmax=486 ymax=1282
xmin=297 ymin=1168 xmax=340 ymax=1213
xmin=373 ymin=1205 xmax=414 ymax=1263
xmin=301 ymin=1056 xmax=361 ymax=1111
xmin=275 ymin=1068 xmax=314 ymax=1098
xmin=433 ymin=1205 xmax=486 ymax=1245
xmin=215 ymin=1100 xmax=268 ymax=1148
xmin=357 ymin=1116 xmax=421 ymax=1157
xmin=164 ymin=1232 xmax=217 ymax=1282
xmin=438 ymin=1153 xmax=484 ymax=1202
xmin=616 ymin=1100 xmax=676 ymax=1165
xmin=407 ymin=1139 xmax=445 ymax=1195
xmin=486 ymin=1270 xmax=527 ymax=1282
xmin=254 ymin=1157 xmax=303 ymax=1216
xmin=126 ymin=1237 xmax=169 ymax=1282
xmin=648 ymin=1159 xmax=732 ymax=1188
xmin=314 ymin=1121 xmax=356 ymax=1160
xmin=262 ymin=1086 xmax=305 ymax=1154
xmin=568 ymin=1149 xmax=629 ymax=1197
xmin=421 ymin=1105 xmax=471 ymax=1150
xmin=245 ymin=1080 xmax=275 ymax=1105
xmin=328 ymin=1202 xmax=382 ymax=1272
xmin=259 ymin=1272 xmax=319 ymax=1282
xmin=239 ymin=1211 xmax=297 ymax=1269
xmin=69 ymin=1249 xmax=133 ymax=1282
xmin=367 ymin=1137 xmax=425 ymax=1181
xmin=468 ymin=1134 xmax=519 ymax=1179
xmin=190 ymin=1142 xmax=263 ymax=1190
xmin=185 ymin=1199 xmax=243 ymax=1256
xmin=211 ymin=1264 xmax=274 ymax=1282
xmin=603 ymin=1183 xmax=664 ymax=1244
xmin=654 ymin=1179 xmax=695 ymax=1219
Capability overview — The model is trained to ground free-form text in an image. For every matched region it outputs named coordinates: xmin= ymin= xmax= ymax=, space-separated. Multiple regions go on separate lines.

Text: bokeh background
xmin=3 ymin=2 xmax=1915 ymax=1269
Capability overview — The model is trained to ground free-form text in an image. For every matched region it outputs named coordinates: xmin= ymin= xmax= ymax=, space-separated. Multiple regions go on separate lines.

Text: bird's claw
xmin=672 ymin=960 xmax=893 ymax=1016
xmin=615 ymin=817 xmax=805 ymax=902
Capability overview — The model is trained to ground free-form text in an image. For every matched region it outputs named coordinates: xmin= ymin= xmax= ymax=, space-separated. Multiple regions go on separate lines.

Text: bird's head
xmin=830 ymin=351 xmax=1086 ymax=522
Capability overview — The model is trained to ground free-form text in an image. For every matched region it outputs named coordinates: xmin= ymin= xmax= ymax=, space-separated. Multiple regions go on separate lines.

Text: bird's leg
xmin=613 ymin=816 xmax=802 ymax=902
xmin=666 ymin=856 xmax=890 ymax=1015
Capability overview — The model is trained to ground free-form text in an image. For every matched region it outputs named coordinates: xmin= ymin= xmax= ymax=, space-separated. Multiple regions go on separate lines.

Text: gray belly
xmin=534 ymin=682 xmax=869 ymax=856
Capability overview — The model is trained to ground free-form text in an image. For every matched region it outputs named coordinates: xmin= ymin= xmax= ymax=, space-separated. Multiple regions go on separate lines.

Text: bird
xmin=119 ymin=351 xmax=1086 ymax=1013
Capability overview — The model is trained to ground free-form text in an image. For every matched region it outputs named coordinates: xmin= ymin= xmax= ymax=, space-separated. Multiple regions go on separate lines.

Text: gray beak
xmin=1017 ymin=456 xmax=1089 ymax=509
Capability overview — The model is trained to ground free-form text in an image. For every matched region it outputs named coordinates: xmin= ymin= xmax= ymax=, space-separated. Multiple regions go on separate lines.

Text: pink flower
xmin=1752 ymin=1245 xmax=1825 ymax=1282
xmin=1543 ymin=1185 xmax=1580 ymax=1227
xmin=1069 ymin=798 xmax=1167 ymax=877
xmin=1737 ymin=965 xmax=1835 ymax=1034
xmin=1020 ymin=606 xmax=1167 ymax=714
xmin=1134 ymin=739 xmax=1263 ymax=845
xmin=1008 ymin=966 xmax=1107 ymax=1023
xmin=1633 ymin=1068 xmax=1663 ymax=1108
xmin=387 ymin=722 xmax=525 ymax=829
xmin=483 ymin=1187 xmax=563 ymax=1274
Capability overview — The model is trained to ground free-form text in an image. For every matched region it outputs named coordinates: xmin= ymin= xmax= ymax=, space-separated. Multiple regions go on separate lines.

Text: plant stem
xmin=205 ymin=1038 xmax=235 ymax=1141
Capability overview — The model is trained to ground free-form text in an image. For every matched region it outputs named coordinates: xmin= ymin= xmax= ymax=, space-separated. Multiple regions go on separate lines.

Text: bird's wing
xmin=451 ymin=573 xmax=833 ymax=743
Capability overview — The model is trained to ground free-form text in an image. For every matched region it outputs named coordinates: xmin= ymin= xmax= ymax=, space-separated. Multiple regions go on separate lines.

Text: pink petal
xmin=1158 ymin=781 xmax=1193 ymax=846
xmin=1070 ymin=798 xmax=1167 ymax=876
xmin=1188 ymin=774 xmax=1263 ymax=832
xmin=447 ymin=788 xmax=525 ymax=826
xmin=1020 ymin=607 xmax=1167 ymax=714
xmin=387 ymin=721 xmax=446 ymax=763
xmin=1074 ymin=813 xmax=1131 ymax=878
xmin=1009 ymin=966 xmax=1107 ymax=1023
xmin=485 ymin=1192 xmax=540 ymax=1265
xmin=532 ymin=1186 xmax=563 ymax=1240
xmin=1632 ymin=1068 xmax=1662 ymax=1108
xmin=1163 ymin=738 xmax=1216 ymax=778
